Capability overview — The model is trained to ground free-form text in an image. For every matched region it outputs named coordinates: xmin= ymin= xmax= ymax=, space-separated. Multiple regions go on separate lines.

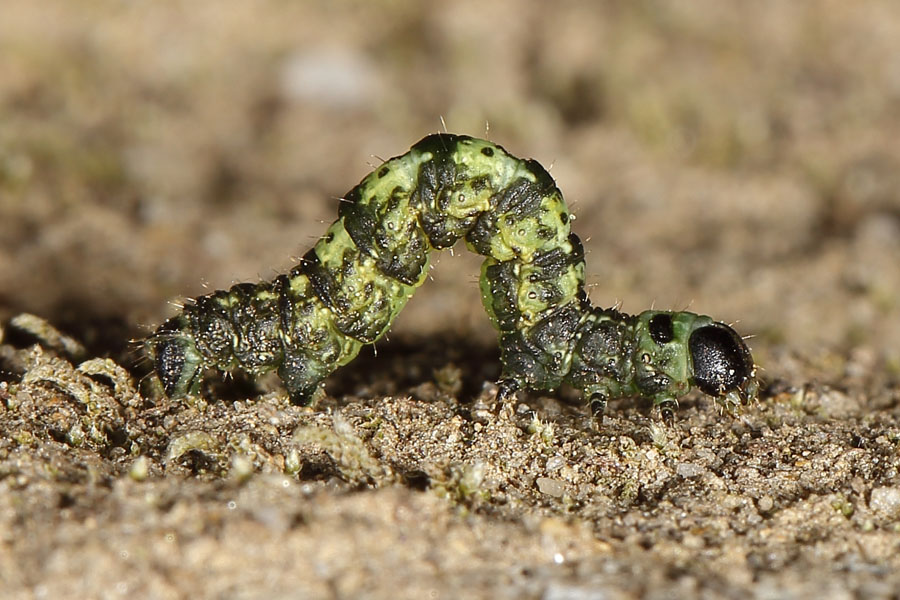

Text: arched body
xmin=147 ymin=133 xmax=757 ymax=413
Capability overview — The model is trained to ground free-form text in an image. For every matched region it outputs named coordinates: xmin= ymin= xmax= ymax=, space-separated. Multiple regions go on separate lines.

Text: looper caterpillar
xmin=146 ymin=133 xmax=757 ymax=415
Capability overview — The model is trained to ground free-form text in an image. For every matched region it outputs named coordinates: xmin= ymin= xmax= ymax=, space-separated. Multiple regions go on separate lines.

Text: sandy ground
xmin=1 ymin=1 xmax=899 ymax=598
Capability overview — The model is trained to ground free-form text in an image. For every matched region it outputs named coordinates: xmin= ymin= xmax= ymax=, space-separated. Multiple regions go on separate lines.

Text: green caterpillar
xmin=147 ymin=133 xmax=757 ymax=415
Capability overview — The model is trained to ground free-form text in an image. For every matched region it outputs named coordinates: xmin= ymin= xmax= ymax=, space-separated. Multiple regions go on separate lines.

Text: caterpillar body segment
xmin=147 ymin=133 xmax=757 ymax=413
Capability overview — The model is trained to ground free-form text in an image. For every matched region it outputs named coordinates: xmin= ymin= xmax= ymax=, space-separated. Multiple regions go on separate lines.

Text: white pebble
xmin=869 ymin=486 xmax=900 ymax=518
xmin=536 ymin=477 xmax=565 ymax=498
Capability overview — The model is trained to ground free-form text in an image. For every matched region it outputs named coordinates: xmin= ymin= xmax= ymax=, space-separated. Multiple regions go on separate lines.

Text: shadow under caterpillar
xmin=146 ymin=133 xmax=757 ymax=415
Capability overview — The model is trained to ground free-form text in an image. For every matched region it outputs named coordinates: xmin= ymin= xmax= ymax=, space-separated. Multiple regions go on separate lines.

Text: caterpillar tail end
xmin=145 ymin=318 xmax=203 ymax=399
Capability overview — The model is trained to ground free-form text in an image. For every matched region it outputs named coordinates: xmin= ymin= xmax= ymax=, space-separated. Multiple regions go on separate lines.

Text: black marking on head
xmin=689 ymin=323 xmax=754 ymax=396
xmin=378 ymin=166 xmax=389 ymax=178
xmin=481 ymin=146 xmax=494 ymax=157
xmin=649 ymin=314 xmax=674 ymax=345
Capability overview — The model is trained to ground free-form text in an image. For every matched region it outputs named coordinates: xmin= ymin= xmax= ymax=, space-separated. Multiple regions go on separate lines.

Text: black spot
xmin=378 ymin=166 xmax=390 ymax=178
xmin=481 ymin=146 xmax=494 ymax=157
xmin=649 ymin=314 xmax=674 ymax=345
xmin=560 ymin=212 xmax=569 ymax=225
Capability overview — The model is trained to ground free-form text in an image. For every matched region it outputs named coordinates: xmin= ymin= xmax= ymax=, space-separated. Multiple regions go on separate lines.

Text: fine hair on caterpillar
xmin=146 ymin=133 xmax=758 ymax=416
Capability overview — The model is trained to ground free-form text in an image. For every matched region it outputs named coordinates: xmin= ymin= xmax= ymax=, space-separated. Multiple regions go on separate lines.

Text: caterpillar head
xmin=634 ymin=311 xmax=757 ymax=408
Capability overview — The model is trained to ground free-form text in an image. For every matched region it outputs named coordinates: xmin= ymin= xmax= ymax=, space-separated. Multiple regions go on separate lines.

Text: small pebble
xmin=869 ymin=487 xmax=900 ymax=518
xmin=129 ymin=456 xmax=149 ymax=481
xmin=676 ymin=462 xmax=704 ymax=478
xmin=536 ymin=477 xmax=565 ymax=498
xmin=545 ymin=455 xmax=566 ymax=472
xmin=757 ymin=495 xmax=775 ymax=513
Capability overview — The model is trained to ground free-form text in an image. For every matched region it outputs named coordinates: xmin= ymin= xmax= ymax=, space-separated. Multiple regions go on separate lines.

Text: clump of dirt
xmin=2 ymin=314 xmax=899 ymax=598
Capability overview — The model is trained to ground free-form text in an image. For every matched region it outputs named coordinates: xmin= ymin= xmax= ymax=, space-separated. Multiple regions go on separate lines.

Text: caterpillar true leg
xmin=146 ymin=133 xmax=757 ymax=413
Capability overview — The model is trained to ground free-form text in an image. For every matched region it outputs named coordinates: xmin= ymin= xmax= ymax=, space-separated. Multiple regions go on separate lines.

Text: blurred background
xmin=2 ymin=0 xmax=899 ymax=384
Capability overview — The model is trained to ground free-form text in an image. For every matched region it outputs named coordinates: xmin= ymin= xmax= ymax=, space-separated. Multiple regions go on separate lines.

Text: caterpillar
xmin=146 ymin=133 xmax=757 ymax=415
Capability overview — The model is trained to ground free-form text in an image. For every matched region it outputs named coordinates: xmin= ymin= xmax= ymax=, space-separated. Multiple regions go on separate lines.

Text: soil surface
xmin=2 ymin=1 xmax=900 ymax=598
